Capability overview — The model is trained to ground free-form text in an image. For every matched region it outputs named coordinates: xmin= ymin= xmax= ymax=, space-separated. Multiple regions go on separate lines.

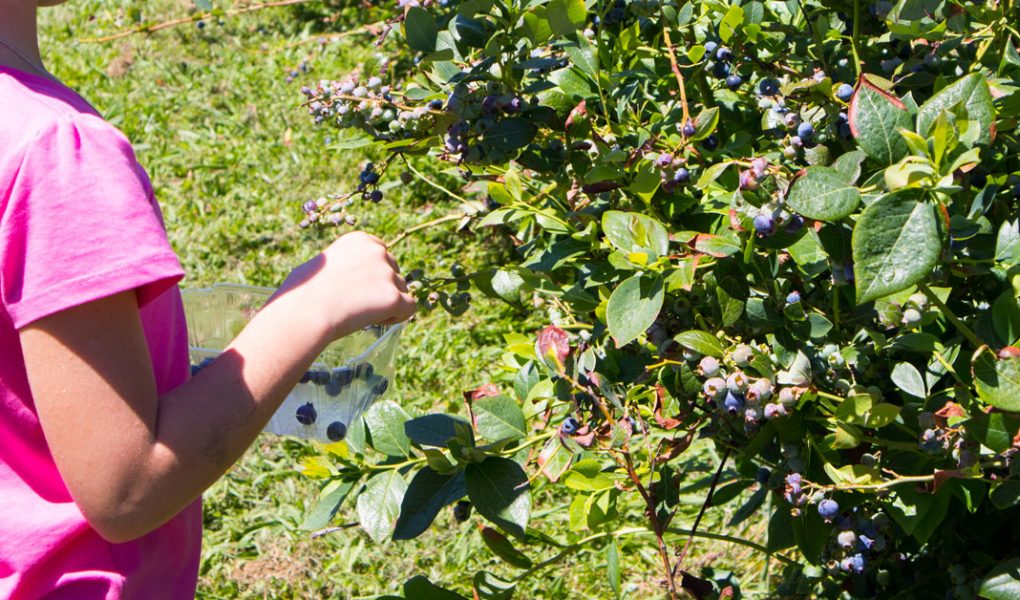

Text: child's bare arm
xmin=18 ymin=231 xmax=416 ymax=543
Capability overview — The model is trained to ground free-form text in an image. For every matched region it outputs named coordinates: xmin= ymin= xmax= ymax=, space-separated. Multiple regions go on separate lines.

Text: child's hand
xmin=274 ymin=231 xmax=417 ymax=342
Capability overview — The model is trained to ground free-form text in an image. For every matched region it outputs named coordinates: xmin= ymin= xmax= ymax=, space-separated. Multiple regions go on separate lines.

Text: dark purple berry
xmin=452 ymin=500 xmax=471 ymax=523
xmin=818 ymin=498 xmax=839 ymax=521
xmin=656 ymin=153 xmax=673 ymax=169
xmin=505 ymin=96 xmax=523 ymax=114
xmin=797 ymin=122 xmax=815 ymax=140
xmin=753 ymin=213 xmax=775 ymax=235
xmin=429 ymin=99 xmax=444 ymax=110
xmin=360 ymin=171 xmax=380 ymax=185
xmin=561 ymin=416 xmax=581 ymax=434
xmin=326 ymin=421 xmax=347 ymax=442
xmin=701 ymin=134 xmax=718 ymax=151
xmin=756 ymin=467 xmax=771 ymax=484
xmin=758 ymin=79 xmax=780 ymax=96
xmin=725 ymin=74 xmax=743 ymax=90
xmin=681 ymin=120 xmax=696 ymax=137
xmin=369 ymin=190 xmax=384 ymax=203
xmin=712 ymin=61 xmax=730 ymax=79
xmin=372 ymin=377 xmax=389 ymax=395
xmin=482 ymin=95 xmax=499 ymax=113
xmin=673 ymin=167 xmax=690 ymax=184
xmin=296 ymin=402 xmax=317 ymax=425
xmin=716 ymin=47 xmax=732 ymax=61
xmin=354 ymin=362 xmax=375 ymax=379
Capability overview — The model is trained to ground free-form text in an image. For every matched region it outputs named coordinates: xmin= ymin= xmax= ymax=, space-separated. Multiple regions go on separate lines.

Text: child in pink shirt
xmin=0 ymin=2 xmax=417 ymax=599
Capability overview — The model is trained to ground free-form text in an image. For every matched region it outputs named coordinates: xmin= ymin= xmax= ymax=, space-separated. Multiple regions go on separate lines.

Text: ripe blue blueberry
xmin=758 ymin=79 xmax=779 ymax=96
xmin=797 ymin=122 xmax=815 ymax=140
xmin=332 ymin=366 xmax=354 ymax=387
xmin=482 ymin=95 xmax=499 ymax=113
xmin=701 ymin=134 xmax=719 ymax=150
xmin=681 ymin=120 xmax=696 ymax=137
xmin=716 ymin=47 xmax=732 ymax=61
xmin=818 ymin=498 xmax=840 ymax=521
xmin=452 ymin=500 xmax=471 ymax=523
xmin=704 ymin=41 xmax=718 ymax=55
xmin=841 ymin=554 xmax=865 ymax=574
xmin=354 ymin=362 xmax=375 ymax=379
xmin=786 ymin=291 xmax=801 ymax=304
xmin=326 ymin=421 xmax=347 ymax=442
xmin=561 ymin=416 xmax=581 ymax=434
xmin=429 ymin=99 xmax=444 ymax=110
xmin=753 ymin=213 xmax=775 ymax=235
xmin=725 ymin=74 xmax=743 ymax=90
xmin=296 ymin=402 xmax=317 ymax=425
xmin=836 ymin=83 xmax=854 ymax=102
xmin=360 ymin=170 xmax=380 ymax=185
xmin=674 ymin=167 xmax=691 ymax=183
xmin=755 ymin=467 xmax=771 ymax=484
xmin=723 ymin=391 xmax=744 ymax=415
xmin=369 ymin=190 xmax=384 ymax=203
xmin=712 ymin=61 xmax=730 ymax=79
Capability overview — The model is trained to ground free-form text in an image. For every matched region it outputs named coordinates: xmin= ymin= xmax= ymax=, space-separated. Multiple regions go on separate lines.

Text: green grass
xmin=37 ymin=3 xmax=778 ymax=598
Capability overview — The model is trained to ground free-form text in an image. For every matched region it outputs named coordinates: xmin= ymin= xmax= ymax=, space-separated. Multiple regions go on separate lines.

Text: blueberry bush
xmin=294 ymin=0 xmax=1020 ymax=597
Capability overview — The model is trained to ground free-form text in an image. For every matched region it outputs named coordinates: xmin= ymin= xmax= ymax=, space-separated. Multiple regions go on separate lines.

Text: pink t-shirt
xmin=0 ymin=66 xmax=201 ymax=599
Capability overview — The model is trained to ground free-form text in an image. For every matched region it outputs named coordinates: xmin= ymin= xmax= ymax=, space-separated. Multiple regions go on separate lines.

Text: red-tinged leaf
xmin=728 ymin=208 xmax=745 ymax=232
xmin=581 ymin=180 xmax=624 ymax=194
xmin=935 ymin=401 xmax=967 ymax=427
xmin=536 ymin=325 xmax=570 ymax=371
xmin=567 ymin=428 xmax=596 ymax=447
xmin=654 ymin=385 xmax=683 ymax=429
xmin=692 ymin=234 xmax=741 ymax=258
xmin=565 ymin=99 xmax=587 ymax=131
xmin=720 ymin=587 xmax=735 ymax=599
xmin=934 ymin=469 xmax=967 ymax=492
xmin=1012 ymin=429 xmax=1020 ymax=449
xmin=848 ymin=74 xmax=911 ymax=165
xmin=680 ymin=571 xmax=714 ymax=600
xmin=655 ymin=430 xmax=695 ymax=464
xmin=465 ymin=383 xmax=502 ymax=402
xmin=999 ymin=346 xmax=1020 ymax=359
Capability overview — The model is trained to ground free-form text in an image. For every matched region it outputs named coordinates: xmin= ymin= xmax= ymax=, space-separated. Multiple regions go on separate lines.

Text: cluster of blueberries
xmin=877 ymin=291 xmax=930 ymax=330
xmin=302 ymin=74 xmax=433 ymax=143
xmin=298 ymin=162 xmax=385 ymax=229
xmin=702 ymin=41 xmax=745 ymax=91
xmin=917 ymin=411 xmax=977 ymax=468
xmin=784 ymin=474 xmax=890 ymax=576
xmin=697 ymin=343 xmax=803 ymax=431
xmin=443 ymin=82 xmax=526 ymax=163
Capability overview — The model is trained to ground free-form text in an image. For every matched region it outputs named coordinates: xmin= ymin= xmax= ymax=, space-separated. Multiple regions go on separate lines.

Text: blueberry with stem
xmin=296 ymin=402 xmax=317 ymax=425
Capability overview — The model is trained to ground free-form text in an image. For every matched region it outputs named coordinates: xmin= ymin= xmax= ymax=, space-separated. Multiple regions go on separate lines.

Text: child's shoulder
xmin=0 ymin=66 xmax=110 ymax=154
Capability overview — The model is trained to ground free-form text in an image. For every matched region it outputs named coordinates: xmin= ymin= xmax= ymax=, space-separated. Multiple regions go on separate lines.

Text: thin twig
xmin=661 ymin=24 xmax=690 ymax=125
xmin=310 ymin=522 xmax=359 ymax=538
xmin=386 ymin=213 xmax=465 ymax=247
xmin=672 ymin=447 xmax=731 ymax=580
xmin=79 ymin=0 xmax=319 ymax=43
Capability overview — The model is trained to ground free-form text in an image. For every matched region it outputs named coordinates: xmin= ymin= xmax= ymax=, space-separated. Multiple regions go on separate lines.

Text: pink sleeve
xmin=0 ymin=113 xmax=184 ymax=329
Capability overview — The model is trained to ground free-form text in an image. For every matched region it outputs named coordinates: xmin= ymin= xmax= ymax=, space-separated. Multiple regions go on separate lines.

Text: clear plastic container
xmin=181 ymin=283 xmax=402 ymax=442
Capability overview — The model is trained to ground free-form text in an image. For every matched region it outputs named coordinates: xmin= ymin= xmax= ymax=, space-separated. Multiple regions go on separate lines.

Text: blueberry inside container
xmin=182 ymin=283 xmax=402 ymax=442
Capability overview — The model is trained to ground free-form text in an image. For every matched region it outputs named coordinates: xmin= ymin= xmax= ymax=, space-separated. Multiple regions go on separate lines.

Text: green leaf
xmin=992 ymin=291 xmax=1020 ymax=346
xmin=357 ymin=470 xmax=407 ymax=543
xmin=480 ymin=527 xmax=534 ymax=569
xmin=888 ymin=485 xmax=950 ymax=543
xmin=403 ymin=575 xmax=467 ymax=600
xmin=767 ymin=505 xmax=796 ymax=552
xmin=365 ymin=401 xmax=413 ymax=457
xmin=545 ymin=0 xmax=586 ymax=36
xmin=601 ymin=211 xmax=670 ymax=259
xmin=393 ymin=469 xmax=466 ymax=540
xmin=563 ymin=459 xmax=616 ymax=492
xmin=404 ymin=7 xmax=439 ymax=53
xmin=607 ymin=540 xmax=621 ymax=599
xmin=473 ymin=571 xmax=516 ymax=600
xmin=300 ymin=479 xmax=355 ymax=531
xmin=606 ymin=274 xmax=665 ymax=347
xmin=831 ymin=150 xmax=867 ymax=183
xmin=973 ymin=348 xmax=1020 ymax=412
xmin=891 ymin=362 xmax=926 ymax=398
xmin=786 ymin=166 xmax=861 ymax=221
xmin=481 ymin=118 xmax=537 ymax=152
xmin=473 ymin=395 xmax=528 ymax=442
xmin=852 ymin=189 xmax=941 ymax=303
xmin=466 ymin=457 xmax=532 ymax=538
xmin=404 ymin=414 xmax=473 ymax=448
xmin=729 ymin=487 xmax=767 ymax=527
xmin=793 ymin=507 xmax=831 ymax=563
xmin=990 ymin=480 xmax=1020 ymax=510
xmin=916 ymin=73 xmax=996 ymax=146
xmin=849 ymin=75 xmax=913 ymax=165
xmin=968 ymin=412 xmax=1020 ymax=453
xmin=979 ymin=558 xmax=1020 ymax=600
